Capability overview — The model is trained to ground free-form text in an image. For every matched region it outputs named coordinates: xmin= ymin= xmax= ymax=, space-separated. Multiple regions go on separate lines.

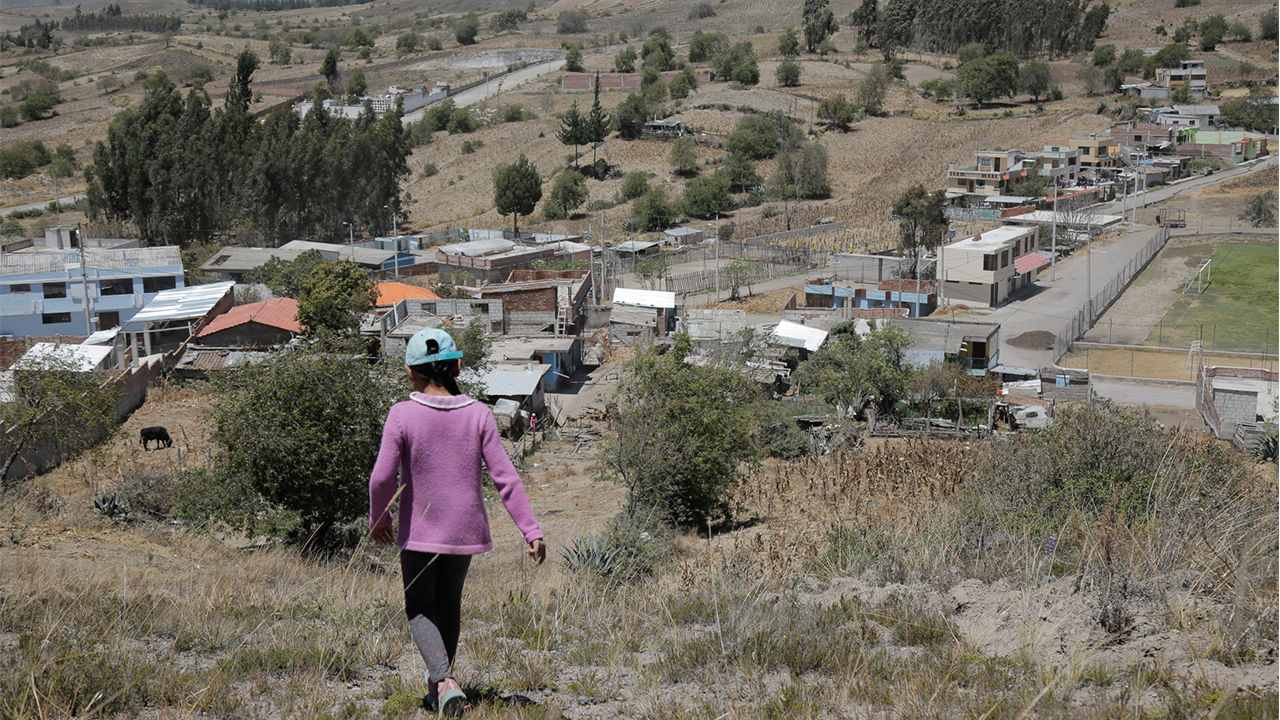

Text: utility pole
xmin=77 ymin=223 xmax=95 ymax=335
xmin=714 ymin=212 xmax=720 ymax=302
xmin=344 ymin=222 xmax=354 ymax=261
xmin=588 ymin=218 xmax=595 ymax=305
xmin=385 ymin=205 xmax=398 ymax=279
xmin=1086 ymin=219 xmax=1092 ymax=324
xmin=1050 ymin=183 xmax=1058 ymax=281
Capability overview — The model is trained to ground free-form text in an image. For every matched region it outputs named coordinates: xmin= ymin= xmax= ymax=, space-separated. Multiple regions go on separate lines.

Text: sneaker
xmin=436 ymin=677 xmax=468 ymax=718
xmin=422 ymin=672 xmax=438 ymax=712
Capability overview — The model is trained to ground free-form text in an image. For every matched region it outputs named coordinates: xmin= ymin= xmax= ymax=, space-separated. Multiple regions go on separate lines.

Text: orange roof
xmin=375 ymin=282 xmax=440 ymax=305
xmin=199 ymin=297 xmax=302 ymax=336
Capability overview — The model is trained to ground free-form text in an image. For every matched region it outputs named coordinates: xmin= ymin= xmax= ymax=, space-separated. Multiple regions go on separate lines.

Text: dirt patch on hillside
xmin=446 ymin=48 xmax=563 ymax=69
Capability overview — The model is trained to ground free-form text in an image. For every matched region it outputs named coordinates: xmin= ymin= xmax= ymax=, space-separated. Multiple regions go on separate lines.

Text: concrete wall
xmin=943 ymin=280 xmax=994 ymax=307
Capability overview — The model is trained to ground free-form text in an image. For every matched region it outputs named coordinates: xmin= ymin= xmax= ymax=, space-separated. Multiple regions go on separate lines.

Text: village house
xmin=939 ymin=225 xmax=1046 ymax=308
xmin=947 ymin=147 xmax=1081 ymax=199
xmin=1176 ymin=130 xmax=1269 ymax=164
xmin=803 ymin=279 xmax=937 ymax=318
xmin=1069 ymin=134 xmax=1120 ymax=169
xmin=2 ymin=246 xmax=184 ymax=337
xmin=195 ymin=297 xmax=302 ymax=347
xmin=611 ymin=288 xmax=676 ymax=342
xmin=477 ymin=269 xmax=591 ymax=336
xmin=434 ymin=237 xmax=558 ymax=285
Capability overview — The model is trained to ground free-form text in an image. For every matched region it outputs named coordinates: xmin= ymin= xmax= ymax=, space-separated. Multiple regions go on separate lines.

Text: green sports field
xmin=1145 ymin=243 xmax=1279 ymax=355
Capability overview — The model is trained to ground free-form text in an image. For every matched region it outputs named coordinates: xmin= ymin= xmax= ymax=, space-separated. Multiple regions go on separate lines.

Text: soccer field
xmin=1145 ymin=243 xmax=1279 ymax=355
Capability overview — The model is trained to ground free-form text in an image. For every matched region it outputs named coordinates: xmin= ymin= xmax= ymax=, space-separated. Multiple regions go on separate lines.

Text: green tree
xmin=632 ymin=257 xmax=669 ymax=290
xmin=207 ymin=337 xmax=396 ymax=548
xmin=1019 ymin=60 xmax=1051 ymax=101
xmin=682 ymin=174 xmax=732 ymax=218
xmin=542 ymin=169 xmax=588 ymax=220
xmin=1239 ymin=190 xmax=1277 ymax=228
xmin=2 ymin=345 xmax=119 ymax=486
xmin=956 ymin=42 xmax=987 ymax=66
xmin=1218 ymin=92 xmax=1280 ymax=133
xmin=0 ymin=106 xmax=19 ymax=128
xmin=856 ymin=62 xmax=892 ymax=116
xmin=620 ymin=171 xmax=651 ymax=199
xmin=321 ymin=47 xmax=340 ymax=89
xmin=641 ymin=28 xmax=675 ymax=70
xmin=345 ymin=68 xmax=367 ymax=98
xmin=455 ymin=14 xmax=480 ymax=45
xmin=1006 ymin=163 xmax=1050 ymax=197
xmin=614 ymin=45 xmax=637 ymax=72
xmin=246 ymin=249 xmax=327 ymax=298
xmin=723 ymin=258 xmax=756 ymax=300
xmin=875 ymin=0 xmax=916 ymax=61
xmin=791 ymin=320 xmax=914 ymax=417
xmin=1261 ymin=8 xmax=1279 ymax=41
xmin=20 ymin=90 xmax=56 ymax=121
xmin=493 ymin=154 xmax=542 ymax=235
xmin=769 ymin=140 xmax=830 ymax=231
xmin=296 ymin=259 xmax=376 ymax=335
xmin=557 ymin=9 xmax=589 ymax=34
xmin=613 ymin=91 xmax=649 ymax=139
xmin=776 ymin=57 xmax=802 ymax=87
xmin=269 ymin=37 xmax=292 ymax=64
xmin=957 ymin=50 xmax=1020 ymax=106
xmin=584 ymin=77 xmax=610 ymax=164
xmin=892 ymin=184 xmax=949 ymax=275
xmin=1092 ymin=44 xmax=1115 ymax=66
xmin=848 ymin=0 xmax=879 ymax=44
xmin=396 ymin=32 xmax=421 ymax=55
xmin=1198 ymin=14 xmax=1227 ymax=51
xmin=669 ymin=137 xmax=698 ymax=176
xmin=725 ymin=113 xmax=796 ymax=160
xmin=490 ymin=8 xmax=526 ymax=33
xmin=631 ymin=185 xmax=676 ymax=232
xmin=778 ymin=27 xmax=801 ymax=57
xmin=689 ymin=30 xmax=728 ymax=63
xmin=604 ymin=341 xmax=759 ymax=527
xmin=1117 ymin=47 xmax=1146 ymax=75
xmin=716 ymin=152 xmax=762 ymax=192
xmin=668 ymin=67 xmax=698 ymax=99
xmin=1142 ymin=43 xmax=1189 ymax=79
xmin=802 ymin=0 xmax=837 ymax=53
xmin=564 ymin=43 xmax=585 ymax=72
xmin=557 ymin=101 xmax=588 ymax=167
xmin=818 ymin=94 xmax=860 ymax=130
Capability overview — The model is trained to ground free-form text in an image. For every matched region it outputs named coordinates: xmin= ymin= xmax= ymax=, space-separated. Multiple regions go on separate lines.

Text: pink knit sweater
xmin=369 ymin=393 xmax=543 ymax=554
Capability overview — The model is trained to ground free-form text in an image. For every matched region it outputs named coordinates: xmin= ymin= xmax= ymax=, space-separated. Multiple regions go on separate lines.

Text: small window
xmin=1001 ymin=250 xmax=1010 ymax=268
xmin=42 ymin=312 xmax=72 ymax=325
xmin=8 ymin=284 xmax=30 ymax=293
xmin=43 ymin=282 xmax=67 ymax=299
xmin=100 ymin=278 xmax=134 ymax=296
xmin=1081 ymin=147 xmax=1091 ymax=155
xmin=983 ymin=255 xmax=997 ymax=271
xmin=143 ymin=276 xmax=177 ymax=294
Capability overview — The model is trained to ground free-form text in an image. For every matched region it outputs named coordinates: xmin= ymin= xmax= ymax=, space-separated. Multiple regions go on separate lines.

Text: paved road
xmin=2 ymin=193 xmax=85 ymax=218
xmin=1099 ymin=153 xmax=1277 ymax=219
xmin=402 ymin=58 xmax=565 ymax=123
xmin=1092 ymin=377 xmax=1196 ymax=409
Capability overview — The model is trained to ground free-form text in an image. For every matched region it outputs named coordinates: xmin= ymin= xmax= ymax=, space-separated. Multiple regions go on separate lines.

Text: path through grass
xmin=1144 ymin=243 xmax=1279 ymax=354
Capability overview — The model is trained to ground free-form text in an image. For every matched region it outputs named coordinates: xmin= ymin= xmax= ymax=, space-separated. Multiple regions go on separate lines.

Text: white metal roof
xmin=1002 ymin=211 xmax=1123 ymax=228
xmin=469 ymin=363 xmax=551 ymax=396
xmin=2 ymin=247 xmax=181 ymax=277
xmin=280 ymin=240 xmax=397 ymax=265
xmin=122 ymin=282 xmax=235 ymax=328
xmin=82 ymin=327 xmax=120 ymax=345
xmin=613 ymin=240 xmax=660 ymax=252
xmin=436 ymin=238 xmax=516 ymax=257
xmin=16 ymin=342 xmax=114 ymax=371
xmin=665 ymin=227 xmax=702 ymax=236
xmin=770 ymin=320 xmax=829 ymax=352
xmin=613 ymin=287 xmax=676 ymax=309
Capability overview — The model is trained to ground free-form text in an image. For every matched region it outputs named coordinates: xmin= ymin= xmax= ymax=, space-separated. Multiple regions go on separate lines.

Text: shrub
xmin=0 ymin=140 xmax=51 ymax=179
xmin=19 ymin=91 xmax=57 ymax=122
xmin=542 ymin=169 xmax=588 ymax=220
xmin=501 ymin=103 xmax=526 ymax=122
xmin=620 ymin=171 xmax=650 ymax=200
xmin=631 ymin=186 xmax=676 ymax=232
xmin=421 ymin=162 xmax=438 ymax=178
xmin=0 ymin=106 xmax=19 ymax=128
xmin=668 ymin=67 xmax=698 ymax=100
xmin=460 ymin=139 xmax=482 ymax=154
xmin=682 ymin=174 xmax=732 ymax=218
xmin=687 ymin=2 xmax=715 ymax=20
xmin=762 ymin=421 xmax=810 ymax=459
xmin=776 ymin=58 xmax=801 ymax=87
xmin=557 ymin=9 xmax=589 ymax=34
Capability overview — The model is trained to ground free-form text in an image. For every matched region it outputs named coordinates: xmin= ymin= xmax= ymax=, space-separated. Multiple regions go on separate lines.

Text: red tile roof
xmin=198 ymin=297 xmax=302 ymax=336
xmin=374 ymin=282 xmax=441 ymax=305
xmin=1014 ymin=252 xmax=1051 ymax=275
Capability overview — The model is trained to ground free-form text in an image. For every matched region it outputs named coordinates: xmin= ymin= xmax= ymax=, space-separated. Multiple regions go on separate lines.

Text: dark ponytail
xmin=409 ymin=359 xmax=462 ymax=396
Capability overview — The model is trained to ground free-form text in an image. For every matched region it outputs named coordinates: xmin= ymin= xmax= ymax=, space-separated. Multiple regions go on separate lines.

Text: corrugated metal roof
xmin=665 ymin=227 xmax=702 ymax=236
xmin=82 ymin=327 xmax=120 ymax=345
xmin=199 ymin=297 xmax=301 ymax=336
xmin=437 ymin=238 xmax=516 ymax=257
xmin=3 ymin=247 xmax=181 ymax=277
xmin=470 ymin=363 xmax=550 ymax=396
xmin=122 ymin=282 xmax=235 ymax=328
xmin=1013 ymin=251 xmax=1051 ymax=275
xmin=374 ymin=282 xmax=441 ymax=305
xmin=613 ymin=240 xmax=659 ymax=252
xmin=280 ymin=240 xmax=396 ymax=266
xmin=16 ymin=342 xmax=114 ymax=371
xmin=771 ymin=320 xmax=828 ymax=352
xmin=201 ymin=247 xmax=313 ymax=272
xmin=613 ymin=287 xmax=675 ymax=309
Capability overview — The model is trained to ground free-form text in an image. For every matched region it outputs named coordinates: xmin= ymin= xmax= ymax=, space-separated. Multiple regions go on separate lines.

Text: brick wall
xmin=501 ymin=287 xmax=557 ymax=312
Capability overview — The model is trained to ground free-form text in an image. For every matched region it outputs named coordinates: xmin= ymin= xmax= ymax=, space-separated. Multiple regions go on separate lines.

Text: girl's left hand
xmin=527 ymin=538 xmax=546 ymax=565
xmin=371 ymin=525 xmax=396 ymax=545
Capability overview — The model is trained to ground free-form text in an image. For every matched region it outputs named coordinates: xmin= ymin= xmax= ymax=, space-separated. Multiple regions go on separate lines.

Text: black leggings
xmin=400 ymin=550 xmax=472 ymax=686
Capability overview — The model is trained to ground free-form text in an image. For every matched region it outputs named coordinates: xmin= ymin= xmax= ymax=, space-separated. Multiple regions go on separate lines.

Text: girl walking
xmin=370 ymin=328 xmax=546 ymax=717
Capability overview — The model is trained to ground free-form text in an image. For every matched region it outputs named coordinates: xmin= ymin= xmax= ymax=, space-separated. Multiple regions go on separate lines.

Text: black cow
xmin=140 ymin=426 xmax=173 ymax=450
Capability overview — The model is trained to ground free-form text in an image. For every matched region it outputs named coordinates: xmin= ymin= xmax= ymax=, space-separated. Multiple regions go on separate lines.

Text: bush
xmin=620 ymin=171 xmax=650 ymax=200
xmin=446 ymin=106 xmax=476 ymax=134
xmin=460 ymin=139 xmax=482 ymax=154
xmin=668 ymin=67 xmax=698 ymax=100
xmin=421 ymin=162 xmax=438 ymax=178
xmin=501 ymin=103 xmax=526 ymax=122
xmin=0 ymin=140 xmax=51 ymax=179
xmin=763 ymin=421 xmax=810 ymax=459
xmin=682 ymin=174 xmax=732 ymax=218
xmin=776 ymin=58 xmax=801 ymax=87
xmin=0 ymin=106 xmax=19 ymax=128
xmin=542 ymin=169 xmax=588 ymax=220
xmin=19 ymin=91 xmax=57 ymax=121
xmin=687 ymin=2 xmax=715 ymax=20
xmin=557 ymin=9 xmax=589 ymax=34
xmin=631 ymin=185 xmax=676 ymax=232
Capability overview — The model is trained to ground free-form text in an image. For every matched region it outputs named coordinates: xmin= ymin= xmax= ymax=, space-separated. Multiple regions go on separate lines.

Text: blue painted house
xmin=804 ymin=279 xmax=937 ymax=318
xmin=1 ymin=247 xmax=184 ymax=337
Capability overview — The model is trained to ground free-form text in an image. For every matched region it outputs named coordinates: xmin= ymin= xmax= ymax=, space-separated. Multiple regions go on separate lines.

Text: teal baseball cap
xmin=405 ymin=328 xmax=464 ymax=366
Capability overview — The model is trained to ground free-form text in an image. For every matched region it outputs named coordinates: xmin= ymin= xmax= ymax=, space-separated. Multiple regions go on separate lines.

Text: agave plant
xmin=560 ymin=534 xmax=622 ymax=577
xmin=620 ymin=218 xmax=640 ymax=233
xmin=92 ymin=493 xmax=133 ymax=523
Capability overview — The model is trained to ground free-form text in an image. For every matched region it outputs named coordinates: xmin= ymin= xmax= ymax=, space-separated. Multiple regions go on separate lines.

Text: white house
xmin=940 ymin=226 xmax=1046 ymax=308
xmin=1 ymin=247 xmax=184 ymax=337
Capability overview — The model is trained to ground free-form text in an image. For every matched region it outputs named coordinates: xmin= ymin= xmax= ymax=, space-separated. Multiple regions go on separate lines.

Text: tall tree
xmin=892 ymin=183 xmax=949 ymax=275
xmin=493 ymin=154 xmax=541 ymax=235
xmin=849 ymin=0 xmax=879 ymax=44
xmin=321 ymin=47 xmax=340 ymax=90
xmin=802 ymin=0 xmax=837 ymax=53
xmin=957 ymin=50 xmax=1020 ymax=106
xmin=296 ymin=259 xmax=377 ymax=335
xmin=585 ymin=76 xmax=610 ymax=166
xmin=792 ymin=320 xmax=914 ymax=417
xmin=557 ymin=101 xmax=587 ymax=168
